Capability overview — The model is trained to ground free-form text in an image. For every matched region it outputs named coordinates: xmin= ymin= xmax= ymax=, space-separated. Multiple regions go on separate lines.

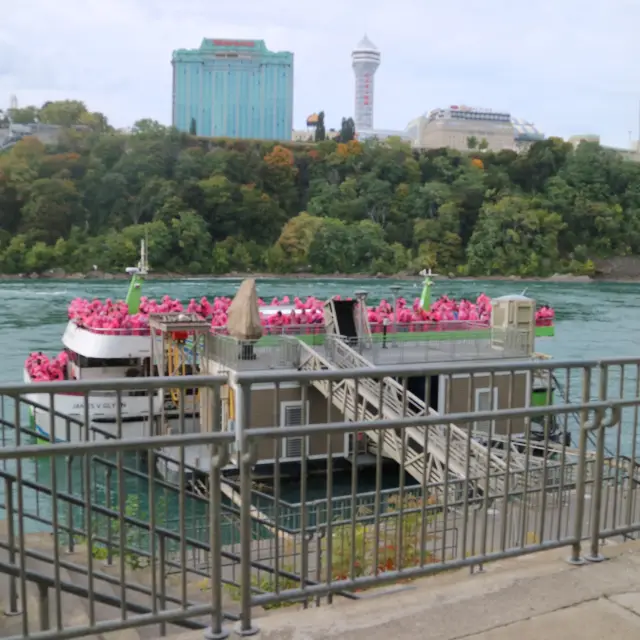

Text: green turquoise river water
xmin=2 ymin=276 xmax=637 ymax=379
xmin=1 ymin=277 xmax=639 ymax=538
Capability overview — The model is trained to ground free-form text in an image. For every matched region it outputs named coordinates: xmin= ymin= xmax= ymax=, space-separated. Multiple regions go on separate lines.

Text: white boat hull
xmin=23 ymin=372 xmax=163 ymax=443
xmin=28 ymin=405 xmax=152 ymax=443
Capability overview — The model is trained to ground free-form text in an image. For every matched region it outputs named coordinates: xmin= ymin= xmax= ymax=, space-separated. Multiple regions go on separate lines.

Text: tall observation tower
xmin=351 ymin=35 xmax=381 ymax=132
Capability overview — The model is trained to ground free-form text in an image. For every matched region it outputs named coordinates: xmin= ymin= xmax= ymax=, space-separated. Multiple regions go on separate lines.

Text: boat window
xmin=474 ymin=387 xmax=499 ymax=434
xmin=77 ymin=355 xmax=139 ymax=368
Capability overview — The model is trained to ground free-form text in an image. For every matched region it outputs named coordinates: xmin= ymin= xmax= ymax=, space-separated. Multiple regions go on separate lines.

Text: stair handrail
xmin=323 ymin=335 xmax=510 ymax=486
xmin=326 ymin=335 xmax=508 ymax=466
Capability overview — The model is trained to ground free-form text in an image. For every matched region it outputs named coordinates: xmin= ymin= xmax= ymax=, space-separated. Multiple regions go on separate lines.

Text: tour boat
xmin=23 ymin=245 xmax=556 ymax=445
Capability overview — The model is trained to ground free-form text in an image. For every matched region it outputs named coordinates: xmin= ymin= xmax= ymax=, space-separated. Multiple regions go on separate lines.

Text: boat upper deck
xmin=208 ymin=328 xmax=534 ymax=373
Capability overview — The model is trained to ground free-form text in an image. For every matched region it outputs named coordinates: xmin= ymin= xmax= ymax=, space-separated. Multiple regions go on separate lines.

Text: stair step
xmin=302 ymin=339 xmax=513 ymax=497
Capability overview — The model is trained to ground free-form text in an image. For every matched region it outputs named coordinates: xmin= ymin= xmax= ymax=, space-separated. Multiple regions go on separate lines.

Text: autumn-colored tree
xmin=346 ymin=139 xmax=363 ymax=156
xmin=11 ymin=136 xmax=46 ymax=167
xmin=336 ymin=143 xmax=350 ymax=158
xmin=264 ymin=145 xmax=295 ymax=167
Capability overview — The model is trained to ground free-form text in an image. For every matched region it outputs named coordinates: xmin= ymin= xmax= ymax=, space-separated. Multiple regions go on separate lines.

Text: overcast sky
xmin=1 ymin=0 xmax=639 ymax=147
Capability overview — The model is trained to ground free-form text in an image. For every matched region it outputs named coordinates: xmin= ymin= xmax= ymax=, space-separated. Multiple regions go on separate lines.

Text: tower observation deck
xmin=352 ymin=35 xmax=381 ymax=132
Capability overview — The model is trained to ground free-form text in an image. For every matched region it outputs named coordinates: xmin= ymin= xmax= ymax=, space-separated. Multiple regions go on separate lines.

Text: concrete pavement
xmin=174 ymin=539 xmax=640 ymax=639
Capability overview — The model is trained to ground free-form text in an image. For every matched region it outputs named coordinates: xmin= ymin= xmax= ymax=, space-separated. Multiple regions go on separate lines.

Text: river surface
xmin=1 ymin=277 xmax=638 ymax=538
xmin=0 ymin=276 xmax=637 ymax=379
xmin=6 ymin=276 xmax=639 ymax=446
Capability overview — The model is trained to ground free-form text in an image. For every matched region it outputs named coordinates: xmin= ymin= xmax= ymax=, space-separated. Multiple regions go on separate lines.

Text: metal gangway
xmin=296 ymin=338 xmax=511 ymax=498
xmin=295 ymin=299 xmax=575 ymax=499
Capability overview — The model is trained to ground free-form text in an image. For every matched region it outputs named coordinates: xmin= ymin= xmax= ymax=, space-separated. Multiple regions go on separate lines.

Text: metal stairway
xmin=297 ymin=337 xmax=510 ymax=497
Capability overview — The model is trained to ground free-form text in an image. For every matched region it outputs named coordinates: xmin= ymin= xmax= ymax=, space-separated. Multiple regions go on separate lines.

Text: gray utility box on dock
xmin=490 ymin=294 xmax=536 ymax=356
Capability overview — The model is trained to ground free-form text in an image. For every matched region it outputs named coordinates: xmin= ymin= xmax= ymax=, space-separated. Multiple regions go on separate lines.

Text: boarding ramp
xmin=317 ymin=297 xmax=513 ymax=495
xmin=296 ymin=338 xmax=508 ymax=497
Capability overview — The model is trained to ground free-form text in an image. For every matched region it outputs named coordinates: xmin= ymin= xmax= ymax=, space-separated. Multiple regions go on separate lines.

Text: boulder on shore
xmin=548 ymin=273 xmax=592 ymax=282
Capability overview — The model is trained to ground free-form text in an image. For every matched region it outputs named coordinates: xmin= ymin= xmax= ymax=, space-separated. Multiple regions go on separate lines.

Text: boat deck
xmin=209 ymin=333 xmax=532 ymax=374
xmin=316 ymin=338 xmax=528 ymax=367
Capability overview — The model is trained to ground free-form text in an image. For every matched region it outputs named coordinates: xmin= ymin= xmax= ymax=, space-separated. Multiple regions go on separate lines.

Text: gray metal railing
xmin=209 ymin=334 xmax=301 ymax=371
xmin=329 ymin=328 xmax=532 ymax=364
xmin=0 ymin=358 xmax=639 ymax=638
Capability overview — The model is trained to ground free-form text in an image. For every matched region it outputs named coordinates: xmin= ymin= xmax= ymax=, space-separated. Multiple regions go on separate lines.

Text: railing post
xmin=158 ymin=532 xmax=167 ymax=637
xmin=4 ymin=476 xmax=20 ymax=616
xmin=66 ymin=455 xmax=74 ymax=553
xmin=315 ymin=503 xmax=324 ymax=608
xmin=586 ymin=413 xmax=607 ymax=562
xmin=586 ymin=366 xmax=616 ymax=562
xmin=568 ymin=366 xmax=591 ymax=565
xmin=205 ymin=440 xmax=230 ymax=640
xmin=37 ymin=582 xmax=50 ymax=631
xmin=105 ymin=467 xmax=113 ymax=566
xmin=235 ymin=381 xmax=259 ymax=637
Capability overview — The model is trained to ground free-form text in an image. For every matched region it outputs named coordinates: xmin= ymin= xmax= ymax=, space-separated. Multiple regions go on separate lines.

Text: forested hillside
xmin=1 ymin=100 xmax=639 ymax=277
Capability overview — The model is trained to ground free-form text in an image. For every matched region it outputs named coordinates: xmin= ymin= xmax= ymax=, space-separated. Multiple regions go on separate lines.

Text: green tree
xmin=189 ymin=118 xmax=197 ymax=135
xmin=315 ymin=111 xmax=326 ymax=142
xmin=308 ymin=218 xmax=355 ymax=273
xmin=3 ymin=104 xmax=640 ymax=278
xmin=272 ymin=212 xmax=323 ymax=272
xmin=8 ymin=106 xmax=39 ymax=124
xmin=466 ymin=136 xmax=478 ymax=150
xmin=21 ymin=179 xmax=86 ymax=244
xmin=132 ymin=119 xmax=167 ymax=136
xmin=414 ymin=202 xmax=463 ymax=271
xmin=466 ymin=196 xmax=565 ymax=276
xmin=39 ymin=100 xmax=88 ymax=127
xmin=338 ymin=117 xmax=356 ymax=143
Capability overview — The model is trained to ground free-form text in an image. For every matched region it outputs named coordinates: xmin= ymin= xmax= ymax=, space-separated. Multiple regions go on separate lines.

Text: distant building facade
xmin=413 ymin=106 xmax=515 ymax=151
xmin=405 ymin=105 xmax=544 ymax=152
xmin=171 ymin=38 xmax=294 ymax=140
xmin=569 ymin=134 xmax=640 ymax=163
xmin=0 ymin=122 xmax=86 ymax=151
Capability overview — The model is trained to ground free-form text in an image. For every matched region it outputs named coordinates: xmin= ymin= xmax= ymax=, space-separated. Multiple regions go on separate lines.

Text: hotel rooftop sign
xmin=171 ymin=39 xmax=288 ymax=59
xmin=211 ymin=39 xmax=256 ymax=47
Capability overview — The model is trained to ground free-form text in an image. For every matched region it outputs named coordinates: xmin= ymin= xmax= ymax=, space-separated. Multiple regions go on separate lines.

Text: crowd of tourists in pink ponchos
xmin=25 ymin=293 xmax=554 ymax=382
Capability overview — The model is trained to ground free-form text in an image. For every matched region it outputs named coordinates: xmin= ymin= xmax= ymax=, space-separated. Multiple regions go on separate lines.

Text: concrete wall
xmin=421 ymin=118 xmax=516 ymax=152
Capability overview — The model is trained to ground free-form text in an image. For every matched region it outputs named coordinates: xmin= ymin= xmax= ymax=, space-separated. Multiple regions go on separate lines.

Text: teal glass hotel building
xmin=172 ymin=38 xmax=294 ymax=140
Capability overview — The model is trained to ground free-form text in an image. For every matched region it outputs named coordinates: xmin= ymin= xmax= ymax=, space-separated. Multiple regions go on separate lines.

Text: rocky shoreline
xmin=0 ymin=269 xmax=607 ymax=283
xmin=4 ymin=256 xmax=639 ymax=283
